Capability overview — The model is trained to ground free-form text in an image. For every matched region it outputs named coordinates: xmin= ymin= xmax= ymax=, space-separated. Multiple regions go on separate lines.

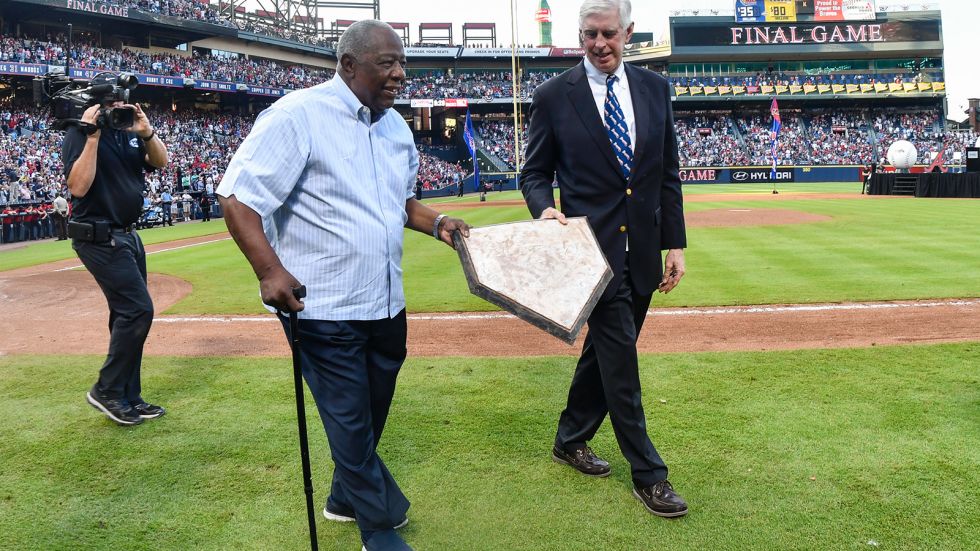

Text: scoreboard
xmin=735 ymin=0 xmax=876 ymax=23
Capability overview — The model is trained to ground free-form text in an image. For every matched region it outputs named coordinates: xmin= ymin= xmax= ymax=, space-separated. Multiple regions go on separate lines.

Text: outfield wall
xmin=418 ymin=165 xmax=870 ymax=198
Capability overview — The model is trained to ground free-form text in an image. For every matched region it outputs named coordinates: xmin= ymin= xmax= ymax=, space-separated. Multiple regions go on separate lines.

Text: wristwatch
xmin=81 ymin=123 xmax=100 ymax=136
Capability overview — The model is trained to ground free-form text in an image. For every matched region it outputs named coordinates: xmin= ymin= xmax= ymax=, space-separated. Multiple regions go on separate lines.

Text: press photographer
xmin=59 ymin=72 xmax=169 ymax=426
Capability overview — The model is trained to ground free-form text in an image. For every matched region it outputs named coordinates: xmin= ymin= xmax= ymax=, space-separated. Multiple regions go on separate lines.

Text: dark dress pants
xmin=554 ymin=259 xmax=668 ymax=488
xmin=280 ymin=311 xmax=410 ymax=536
xmin=73 ymin=231 xmax=154 ymax=402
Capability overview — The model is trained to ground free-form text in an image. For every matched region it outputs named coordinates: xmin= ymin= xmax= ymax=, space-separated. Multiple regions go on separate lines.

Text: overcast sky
xmin=292 ymin=0 xmax=974 ymax=120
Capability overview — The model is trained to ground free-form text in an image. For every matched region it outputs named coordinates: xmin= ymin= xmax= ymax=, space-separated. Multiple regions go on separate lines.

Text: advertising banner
xmin=766 ymin=0 xmax=798 ymax=22
xmin=730 ymin=167 xmax=795 ymax=183
xmin=405 ymin=47 xmax=460 ymax=58
xmin=704 ymin=86 xmax=718 ymax=95
xmin=761 ymin=85 xmax=775 ymax=94
xmin=410 ymin=99 xmax=434 ymax=108
xmin=832 ymin=84 xmax=846 ymax=93
xmin=445 ymin=98 xmax=469 ymax=108
xmin=842 ymin=0 xmax=876 ymax=21
xmin=461 ymin=47 xmax=551 ymax=58
xmin=775 ymin=85 xmax=789 ymax=94
xmin=735 ymin=0 xmax=767 ymax=23
xmin=814 ymin=0 xmax=844 ymax=21
xmin=675 ymin=86 xmax=690 ymax=95
xmin=549 ymin=47 xmax=586 ymax=57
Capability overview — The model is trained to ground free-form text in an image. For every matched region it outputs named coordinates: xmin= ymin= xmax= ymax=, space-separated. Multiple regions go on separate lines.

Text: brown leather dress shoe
xmin=633 ymin=480 xmax=688 ymax=518
xmin=551 ymin=445 xmax=611 ymax=477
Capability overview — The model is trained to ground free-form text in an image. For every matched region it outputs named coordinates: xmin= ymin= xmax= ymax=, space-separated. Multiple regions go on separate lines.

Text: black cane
xmin=286 ymin=285 xmax=318 ymax=551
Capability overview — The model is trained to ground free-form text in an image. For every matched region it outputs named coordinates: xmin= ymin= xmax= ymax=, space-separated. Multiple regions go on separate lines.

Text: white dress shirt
xmin=582 ymin=56 xmax=636 ymax=149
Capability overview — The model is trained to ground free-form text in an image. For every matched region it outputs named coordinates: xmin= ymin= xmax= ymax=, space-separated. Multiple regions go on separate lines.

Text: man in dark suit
xmin=520 ymin=0 xmax=689 ymax=518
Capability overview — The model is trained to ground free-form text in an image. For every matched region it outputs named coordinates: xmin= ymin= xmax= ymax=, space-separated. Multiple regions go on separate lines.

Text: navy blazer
xmin=520 ymin=61 xmax=687 ymax=300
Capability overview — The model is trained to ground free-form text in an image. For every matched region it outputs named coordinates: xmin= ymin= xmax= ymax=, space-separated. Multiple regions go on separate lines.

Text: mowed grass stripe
xmin=0 ymin=220 xmax=230 ymax=273
xmin=1 ymin=343 xmax=978 ymax=549
xmin=138 ymin=196 xmax=980 ymax=314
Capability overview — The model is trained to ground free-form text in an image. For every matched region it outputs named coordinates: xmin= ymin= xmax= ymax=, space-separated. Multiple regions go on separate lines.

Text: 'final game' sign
xmin=65 ymin=0 xmax=130 ymax=18
xmin=674 ymin=19 xmax=940 ymax=47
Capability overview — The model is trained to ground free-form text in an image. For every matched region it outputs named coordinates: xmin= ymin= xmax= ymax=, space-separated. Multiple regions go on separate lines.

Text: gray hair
xmin=337 ymin=19 xmax=397 ymax=59
xmin=579 ymin=0 xmax=632 ymax=30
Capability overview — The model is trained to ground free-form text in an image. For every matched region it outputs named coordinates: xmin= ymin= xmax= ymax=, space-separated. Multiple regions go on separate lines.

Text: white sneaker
xmin=323 ymin=506 xmax=356 ymax=523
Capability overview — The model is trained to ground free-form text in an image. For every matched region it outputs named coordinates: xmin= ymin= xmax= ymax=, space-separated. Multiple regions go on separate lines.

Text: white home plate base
xmin=452 ymin=217 xmax=613 ymax=344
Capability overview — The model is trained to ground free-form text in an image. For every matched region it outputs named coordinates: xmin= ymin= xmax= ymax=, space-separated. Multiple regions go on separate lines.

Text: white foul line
xmin=152 ymin=299 xmax=980 ymax=324
xmin=53 ymin=236 xmax=232 ymax=272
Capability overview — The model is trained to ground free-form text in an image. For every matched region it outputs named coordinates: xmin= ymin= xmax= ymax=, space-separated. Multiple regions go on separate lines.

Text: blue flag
xmin=463 ymin=109 xmax=480 ymax=193
xmin=770 ymin=98 xmax=782 ymax=179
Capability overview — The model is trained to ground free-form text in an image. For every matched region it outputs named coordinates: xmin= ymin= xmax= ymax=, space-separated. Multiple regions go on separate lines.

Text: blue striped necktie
xmin=604 ymin=74 xmax=633 ymax=180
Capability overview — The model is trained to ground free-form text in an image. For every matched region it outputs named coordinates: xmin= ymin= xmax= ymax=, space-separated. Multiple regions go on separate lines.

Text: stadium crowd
xmin=0 ymin=100 xmax=475 ymax=243
xmin=416 ymin=148 xmax=467 ymax=191
xmin=62 ymin=0 xmax=341 ymax=47
xmin=477 ymin=120 xmax=527 ymax=170
xmin=1 ymin=33 xmax=333 ymax=90
xmin=400 ymin=70 xmax=559 ymax=100
xmin=675 ymin=115 xmax=748 ymax=167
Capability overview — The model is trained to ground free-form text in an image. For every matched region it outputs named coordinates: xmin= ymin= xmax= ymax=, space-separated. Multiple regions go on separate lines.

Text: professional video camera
xmin=33 ymin=70 xmax=139 ymax=131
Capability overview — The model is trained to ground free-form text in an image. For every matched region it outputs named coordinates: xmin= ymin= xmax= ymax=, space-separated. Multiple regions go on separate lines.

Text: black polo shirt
xmin=63 ymin=126 xmax=154 ymax=226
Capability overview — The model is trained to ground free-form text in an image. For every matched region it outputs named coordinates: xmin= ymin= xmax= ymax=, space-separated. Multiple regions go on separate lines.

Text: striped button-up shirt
xmin=217 ymin=74 xmax=419 ymax=320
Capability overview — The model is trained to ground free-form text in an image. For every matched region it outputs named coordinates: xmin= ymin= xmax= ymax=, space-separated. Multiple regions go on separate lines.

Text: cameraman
xmin=63 ymin=79 xmax=169 ymax=426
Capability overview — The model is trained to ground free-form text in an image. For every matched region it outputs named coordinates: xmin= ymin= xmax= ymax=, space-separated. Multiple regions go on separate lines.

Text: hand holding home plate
xmin=452 ymin=217 xmax=613 ymax=344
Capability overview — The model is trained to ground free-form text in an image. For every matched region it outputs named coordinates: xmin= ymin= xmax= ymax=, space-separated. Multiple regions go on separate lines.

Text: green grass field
xmin=3 ymin=184 xmax=979 ymax=549
xmin=0 ymin=220 xmax=230 ymax=273
xmin=144 ymin=189 xmax=980 ymax=315
xmin=1 ymin=343 xmax=978 ymax=550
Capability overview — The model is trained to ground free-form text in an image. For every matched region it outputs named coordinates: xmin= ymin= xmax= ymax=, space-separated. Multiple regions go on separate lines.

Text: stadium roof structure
xmin=387 ymin=22 xmax=410 ymax=46
xmin=462 ymin=23 xmax=497 ymax=48
xmin=218 ymin=0 xmax=379 ymax=41
xmin=419 ymin=22 xmax=453 ymax=46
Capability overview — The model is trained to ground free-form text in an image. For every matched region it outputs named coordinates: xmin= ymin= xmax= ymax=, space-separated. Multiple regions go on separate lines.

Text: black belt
xmin=110 ymin=224 xmax=135 ymax=233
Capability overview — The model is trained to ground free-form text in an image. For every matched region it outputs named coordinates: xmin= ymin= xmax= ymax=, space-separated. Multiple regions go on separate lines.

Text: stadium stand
xmin=1 ymin=33 xmax=334 ymax=90
xmin=1 ymin=2 xmax=972 ymax=236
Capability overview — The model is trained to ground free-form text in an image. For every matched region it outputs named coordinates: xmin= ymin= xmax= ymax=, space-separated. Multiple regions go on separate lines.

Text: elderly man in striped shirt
xmin=217 ymin=20 xmax=469 ymax=551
